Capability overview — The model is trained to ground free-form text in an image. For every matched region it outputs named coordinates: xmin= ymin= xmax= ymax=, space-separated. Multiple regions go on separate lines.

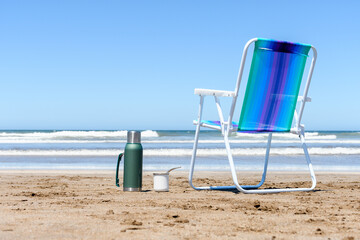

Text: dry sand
xmin=0 ymin=170 xmax=359 ymax=239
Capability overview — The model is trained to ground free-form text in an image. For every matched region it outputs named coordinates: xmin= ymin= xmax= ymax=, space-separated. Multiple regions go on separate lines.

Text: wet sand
xmin=0 ymin=170 xmax=359 ymax=239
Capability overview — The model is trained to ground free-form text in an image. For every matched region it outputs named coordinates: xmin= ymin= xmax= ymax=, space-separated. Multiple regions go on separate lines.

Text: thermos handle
xmin=116 ymin=153 xmax=123 ymax=187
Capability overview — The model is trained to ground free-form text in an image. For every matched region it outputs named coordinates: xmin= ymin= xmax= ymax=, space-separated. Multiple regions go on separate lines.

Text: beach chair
xmin=189 ymin=38 xmax=317 ymax=193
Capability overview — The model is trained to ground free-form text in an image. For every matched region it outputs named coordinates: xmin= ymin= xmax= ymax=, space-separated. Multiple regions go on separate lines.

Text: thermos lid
xmin=127 ymin=131 xmax=141 ymax=143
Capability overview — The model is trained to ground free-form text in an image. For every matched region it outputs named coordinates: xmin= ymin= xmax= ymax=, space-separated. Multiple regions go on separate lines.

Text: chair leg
xmin=189 ymin=121 xmax=209 ymax=190
xmin=189 ymin=96 xmax=228 ymax=190
xmin=300 ymin=132 xmax=317 ymax=189
xmin=189 ymin=129 xmax=271 ymax=191
xmin=229 ymin=131 xmax=317 ymax=194
xmin=189 ymin=122 xmax=238 ymax=190
xmin=240 ymin=133 xmax=272 ymax=189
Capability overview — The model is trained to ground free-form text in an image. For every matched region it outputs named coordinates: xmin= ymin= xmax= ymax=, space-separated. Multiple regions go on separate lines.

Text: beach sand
xmin=0 ymin=170 xmax=359 ymax=239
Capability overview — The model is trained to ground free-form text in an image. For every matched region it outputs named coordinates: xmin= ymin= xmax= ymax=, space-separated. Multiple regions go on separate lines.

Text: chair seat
xmin=200 ymin=120 xmax=238 ymax=129
xmin=200 ymin=120 xmax=291 ymax=132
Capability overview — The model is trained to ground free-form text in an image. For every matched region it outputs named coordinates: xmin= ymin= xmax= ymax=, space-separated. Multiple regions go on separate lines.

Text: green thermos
xmin=116 ymin=131 xmax=143 ymax=191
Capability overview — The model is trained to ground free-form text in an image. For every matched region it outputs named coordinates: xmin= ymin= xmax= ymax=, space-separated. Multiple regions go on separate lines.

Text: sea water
xmin=0 ymin=130 xmax=359 ymax=171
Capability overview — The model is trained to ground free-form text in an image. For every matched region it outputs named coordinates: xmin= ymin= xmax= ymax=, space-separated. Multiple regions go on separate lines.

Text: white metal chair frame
xmin=189 ymin=38 xmax=317 ymax=194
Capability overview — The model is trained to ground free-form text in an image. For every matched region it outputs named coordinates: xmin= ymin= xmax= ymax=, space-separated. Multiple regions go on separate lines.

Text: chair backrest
xmin=238 ymin=38 xmax=312 ymax=132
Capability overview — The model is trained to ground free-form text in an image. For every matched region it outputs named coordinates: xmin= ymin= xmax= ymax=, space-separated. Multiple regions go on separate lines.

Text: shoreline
xmin=1 ymin=169 xmax=360 ymax=174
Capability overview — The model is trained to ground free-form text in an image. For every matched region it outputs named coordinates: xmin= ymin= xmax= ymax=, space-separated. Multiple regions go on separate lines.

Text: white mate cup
xmin=153 ymin=167 xmax=181 ymax=192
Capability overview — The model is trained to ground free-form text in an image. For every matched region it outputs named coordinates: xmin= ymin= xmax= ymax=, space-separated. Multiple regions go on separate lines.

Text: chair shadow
xmin=212 ymin=188 xmax=328 ymax=194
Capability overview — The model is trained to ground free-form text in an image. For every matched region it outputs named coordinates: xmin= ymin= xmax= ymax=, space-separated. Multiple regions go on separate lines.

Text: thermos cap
xmin=127 ymin=131 xmax=141 ymax=143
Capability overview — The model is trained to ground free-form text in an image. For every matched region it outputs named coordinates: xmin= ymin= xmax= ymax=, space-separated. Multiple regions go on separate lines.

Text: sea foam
xmin=0 ymin=147 xmax=359 ymax=156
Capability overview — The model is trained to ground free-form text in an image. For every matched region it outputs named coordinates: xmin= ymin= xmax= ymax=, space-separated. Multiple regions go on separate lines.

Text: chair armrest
xmin=297 ymin=96 xmax=312 ymax=102
xmin=194 ymin=88 xmax=235 ymax=97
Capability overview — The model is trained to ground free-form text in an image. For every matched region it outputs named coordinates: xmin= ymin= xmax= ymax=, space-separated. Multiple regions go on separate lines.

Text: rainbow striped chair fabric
xmin=189 ymin=38 xmax=317 ymax=193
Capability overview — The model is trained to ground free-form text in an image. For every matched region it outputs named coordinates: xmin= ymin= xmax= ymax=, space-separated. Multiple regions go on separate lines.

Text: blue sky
xmin=0 ymin=1 xmax=359 ymax=130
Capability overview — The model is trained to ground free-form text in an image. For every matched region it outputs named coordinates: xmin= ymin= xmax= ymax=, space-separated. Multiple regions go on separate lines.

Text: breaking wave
xmin=0 ymin=130 xmax=159 ymax=141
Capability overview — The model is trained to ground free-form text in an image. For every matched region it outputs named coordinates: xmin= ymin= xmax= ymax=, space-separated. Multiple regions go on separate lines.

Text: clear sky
xmin=0 ymin=1 xmax=359 ymax=131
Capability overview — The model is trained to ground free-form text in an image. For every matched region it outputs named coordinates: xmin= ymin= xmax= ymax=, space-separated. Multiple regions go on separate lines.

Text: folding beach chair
xmin=189 ymin=38 xmax=317 ymax=194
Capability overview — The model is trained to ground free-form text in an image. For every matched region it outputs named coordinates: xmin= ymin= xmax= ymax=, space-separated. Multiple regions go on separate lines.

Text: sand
xmin=0 ymin=170 xmax=359 ymax=240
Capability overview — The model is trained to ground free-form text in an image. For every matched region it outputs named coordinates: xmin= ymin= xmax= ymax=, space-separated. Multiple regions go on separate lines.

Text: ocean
xmin=0 ymin=130 xmax=359 ymax=172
